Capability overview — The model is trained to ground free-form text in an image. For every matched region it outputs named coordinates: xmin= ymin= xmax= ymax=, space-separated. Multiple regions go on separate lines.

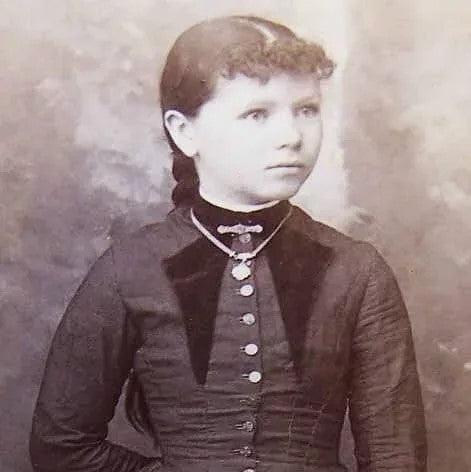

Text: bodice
xmin=131 ymin=233 xmax=347 ymax=472
xmin=30 ymin=204 xmax=426 ymax=472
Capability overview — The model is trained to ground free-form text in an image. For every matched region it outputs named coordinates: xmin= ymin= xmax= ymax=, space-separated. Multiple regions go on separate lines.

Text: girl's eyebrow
xmin=292 ymin=96 xmax=320 ymax=107
xmin=239 ymin=100 xmax=275 ymax=111
xmin=239 ymin=96 xmax=320 ymax=112
xmin=236 ymin=100 xmax=275 ymax=119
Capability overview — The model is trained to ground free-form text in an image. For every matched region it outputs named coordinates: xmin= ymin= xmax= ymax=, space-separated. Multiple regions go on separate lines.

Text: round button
xmin=248 ymin=371 xmax=262 ymax=383
xmin=243 ymin=343 xmax=259 ymax=356
xmin=240 ymin=446 xmax=253 ymax=457
xmin=239 ymin=395 xmax=257 ymax=406
xmin=236 ymin=420 xmax=256 ymax=432
xmin=241 ymin=313 xmax=256 ymax=325
xmin=244 ymin=421 xmax=255 ymax=432
xmin=240 ymin=284 xmax=254 ymax=297
xmin=239 ymin=233 xmax=252 ymax=244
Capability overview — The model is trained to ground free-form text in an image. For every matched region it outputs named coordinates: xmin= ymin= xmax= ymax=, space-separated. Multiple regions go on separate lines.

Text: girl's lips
xmin=266 ymin=163 xmax=304 ymax=169
xmin=267 ymin=164 xmax=304 ymax=170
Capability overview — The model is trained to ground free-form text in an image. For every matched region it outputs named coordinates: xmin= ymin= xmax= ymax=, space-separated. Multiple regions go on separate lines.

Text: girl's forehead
xmin=211 ymin=72 xmax=321 ymax=104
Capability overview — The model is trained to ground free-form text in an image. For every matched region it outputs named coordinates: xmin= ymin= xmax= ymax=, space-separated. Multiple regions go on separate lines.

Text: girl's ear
xmin=164 ymin=110 xmax=198 ymax=158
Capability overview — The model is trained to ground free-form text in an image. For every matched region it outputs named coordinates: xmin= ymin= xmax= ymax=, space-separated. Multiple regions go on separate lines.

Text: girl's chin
xmin=261 ymin=179 xmax=306 ymax=199
xmin=250 ymin=187 xmax=302 ymax=204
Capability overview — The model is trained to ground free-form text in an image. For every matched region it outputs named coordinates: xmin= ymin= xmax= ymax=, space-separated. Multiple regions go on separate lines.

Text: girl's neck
xmin=198 ymin=188 xmax=279 ymax=213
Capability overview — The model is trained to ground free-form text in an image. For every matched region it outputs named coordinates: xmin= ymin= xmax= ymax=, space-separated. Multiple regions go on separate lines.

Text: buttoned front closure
xmin=137 ymin=227 xmax=309 ymax=472
xmin=191 ymin=234 xmax=263 ymax=469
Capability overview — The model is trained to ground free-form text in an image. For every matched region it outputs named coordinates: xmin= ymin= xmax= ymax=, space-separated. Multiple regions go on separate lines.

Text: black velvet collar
xmin=266 ymin=225 xmax=332 ymax=380
xmin=164 ymin=203 xmax=333 ymax=385
xmin=164 ymin=235 xmax=228 ymax=385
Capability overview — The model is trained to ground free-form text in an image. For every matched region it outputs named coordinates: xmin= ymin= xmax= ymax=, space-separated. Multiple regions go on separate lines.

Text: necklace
xmin=190 ymin=207 xmax=293 ymax=281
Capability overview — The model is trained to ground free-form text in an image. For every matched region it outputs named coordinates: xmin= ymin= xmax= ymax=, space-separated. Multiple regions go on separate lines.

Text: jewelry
xmin=231 ymin=262 xmax=252 ymax=281
xmin=217 ymin=223 xmax=263 ymax=235
xmin=190 ymin=207 xmax=292 ymax=281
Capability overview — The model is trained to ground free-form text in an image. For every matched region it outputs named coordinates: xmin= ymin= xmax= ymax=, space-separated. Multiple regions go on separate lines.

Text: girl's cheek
xmin=301 ymin=119 xmax=322 ymax=136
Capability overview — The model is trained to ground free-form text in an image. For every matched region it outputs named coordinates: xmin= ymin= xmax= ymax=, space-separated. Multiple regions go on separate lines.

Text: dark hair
xmin=125 ymin=15 xmax=334 ymax=434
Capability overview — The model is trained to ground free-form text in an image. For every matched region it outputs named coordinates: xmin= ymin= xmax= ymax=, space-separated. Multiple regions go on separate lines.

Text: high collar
xmin=192 ymin=194 xmax=292 ymax=238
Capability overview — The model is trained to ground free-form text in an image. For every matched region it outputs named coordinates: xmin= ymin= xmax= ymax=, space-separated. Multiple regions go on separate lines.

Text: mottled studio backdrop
xmin=1 ymin=1 xmax=470 ymax=471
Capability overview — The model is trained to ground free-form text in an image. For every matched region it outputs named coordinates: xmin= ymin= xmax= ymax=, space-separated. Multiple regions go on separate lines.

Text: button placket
xmin=228 ymin=236 xmax=261 ymax=468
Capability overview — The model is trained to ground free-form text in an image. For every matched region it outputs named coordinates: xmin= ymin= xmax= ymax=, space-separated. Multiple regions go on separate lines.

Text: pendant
xmin=231 ymin=261 xmax=252 ymax=281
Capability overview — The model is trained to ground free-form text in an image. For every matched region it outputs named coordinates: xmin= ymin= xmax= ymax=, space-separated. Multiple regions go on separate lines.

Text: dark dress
xmin=30 ymin=199 xmax=427 ymax=472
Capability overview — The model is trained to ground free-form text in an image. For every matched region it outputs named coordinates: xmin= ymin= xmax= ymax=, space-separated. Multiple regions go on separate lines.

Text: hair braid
xmin=171 ymin=151 xmax=199 ymax=207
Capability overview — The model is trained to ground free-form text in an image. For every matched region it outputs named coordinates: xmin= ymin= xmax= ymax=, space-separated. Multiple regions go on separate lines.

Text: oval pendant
xmin=231 ymin=262 xmax=252 ymax=281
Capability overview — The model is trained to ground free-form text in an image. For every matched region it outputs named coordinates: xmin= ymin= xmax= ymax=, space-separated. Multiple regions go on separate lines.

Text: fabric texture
xmin=30 ymin=202 xmax=427 ymax=471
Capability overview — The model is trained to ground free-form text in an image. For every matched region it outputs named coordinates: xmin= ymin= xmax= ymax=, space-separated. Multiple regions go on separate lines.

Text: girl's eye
xmin=243 ymin=109 xmax=269 ymax=122
xmin=297 ymin=104 xmax=319 ymax=118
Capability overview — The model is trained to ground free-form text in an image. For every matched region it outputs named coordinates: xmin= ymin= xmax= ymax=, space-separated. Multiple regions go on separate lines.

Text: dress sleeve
xmin=348 ymin=247 xmax=427 ymax=471
xmin=30 ymin=248 xmax=161 ymax=472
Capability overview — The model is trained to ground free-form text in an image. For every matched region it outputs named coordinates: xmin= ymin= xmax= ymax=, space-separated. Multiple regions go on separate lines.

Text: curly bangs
xmin=221 ymin=38 xmax=335 ymax=83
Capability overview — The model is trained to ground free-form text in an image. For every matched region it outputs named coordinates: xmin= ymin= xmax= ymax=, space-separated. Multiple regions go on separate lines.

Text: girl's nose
xmin=274 ymin=114 xmax=302 ymax=151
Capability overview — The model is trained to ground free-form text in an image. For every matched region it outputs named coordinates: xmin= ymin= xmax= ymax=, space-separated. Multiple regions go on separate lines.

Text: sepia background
xmin=1 ymin=1 xmax=470 ymax=470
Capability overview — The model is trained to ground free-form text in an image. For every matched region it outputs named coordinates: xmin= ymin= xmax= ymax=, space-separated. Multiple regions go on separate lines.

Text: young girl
xmin=30 ymin=15 xmax=427 ymax=472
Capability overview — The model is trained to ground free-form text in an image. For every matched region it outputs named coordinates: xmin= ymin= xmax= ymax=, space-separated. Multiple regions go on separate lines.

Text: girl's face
xmin=169 ymin=72 xmax=323 ymax=206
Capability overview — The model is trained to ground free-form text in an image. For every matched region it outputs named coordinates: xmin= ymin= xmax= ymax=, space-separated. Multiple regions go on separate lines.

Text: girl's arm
xmin=348 ymin=247 xmax=427 ymax=472
xmin=30 ymin=248 xmax=160 ymax=472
